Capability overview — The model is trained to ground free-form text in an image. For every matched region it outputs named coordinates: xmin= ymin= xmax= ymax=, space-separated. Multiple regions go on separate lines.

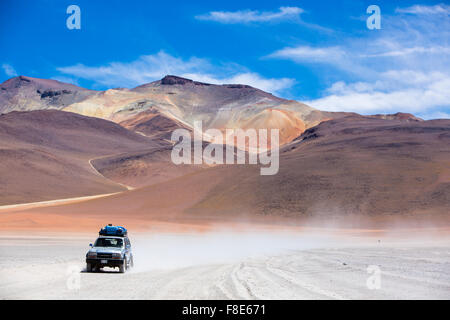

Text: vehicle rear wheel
xmin=119 ymin=258 xmax=126 ymax=273
xmin=86 ymin=263 xmax=92 ymax=272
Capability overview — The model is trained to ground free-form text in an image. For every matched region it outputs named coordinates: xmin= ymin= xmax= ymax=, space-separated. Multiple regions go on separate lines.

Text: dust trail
xmin=1 ymin=230 xmax=449 ymax=299
xmin=129 ymin=231 xmax=348 ymax=272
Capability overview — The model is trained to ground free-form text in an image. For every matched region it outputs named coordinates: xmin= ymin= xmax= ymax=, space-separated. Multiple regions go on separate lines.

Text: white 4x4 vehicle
xmin=86 ymin=225 xmax=133 ymax=273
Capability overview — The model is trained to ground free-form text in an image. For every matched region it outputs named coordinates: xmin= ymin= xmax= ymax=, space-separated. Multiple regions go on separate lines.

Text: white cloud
xmin=2 ymin=63 xmax=17 ymax=77
xmin=266 ymin=45 xmax=371 ymax=75
xmin=396 ymin=4 xmax=450 ymax=15
xmin=381 ymin=70 xmax=447 ymax=85
xmin=57 ymin=51 xmax=294 ymax=95
xmin=195 ymin=7 xmax=303 ymax=24
xmin=268 ymin=46 xmax=345 ymax=62
xmin=305 ymin=71 xmax=450 ymax=119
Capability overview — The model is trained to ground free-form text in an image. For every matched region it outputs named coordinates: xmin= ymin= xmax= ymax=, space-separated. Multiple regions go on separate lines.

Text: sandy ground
xmin=1 ymin=230 xmax=449 ymax=300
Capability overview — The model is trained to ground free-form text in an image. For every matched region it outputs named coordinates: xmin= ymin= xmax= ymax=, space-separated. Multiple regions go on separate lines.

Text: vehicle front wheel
xmin=86 ymin=263 xmax=92 ymax=272
xmin=130 ymin=256 xmax=134 ymax=268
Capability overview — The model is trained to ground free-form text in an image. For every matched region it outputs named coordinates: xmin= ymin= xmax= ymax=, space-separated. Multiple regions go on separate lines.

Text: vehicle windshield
xmin=94 ymin=238 xmax=123 ymax=248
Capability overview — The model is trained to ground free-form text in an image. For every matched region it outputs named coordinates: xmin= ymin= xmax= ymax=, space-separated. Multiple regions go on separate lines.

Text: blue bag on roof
xmin=99 ymin=224 xmax=127 ymax=236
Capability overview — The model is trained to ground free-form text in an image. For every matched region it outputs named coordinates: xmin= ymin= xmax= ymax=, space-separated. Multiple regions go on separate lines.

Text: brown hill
xmin=90 ymin=146 xmax=207 ymax=189
xmin=0 ymin=110 xmax=160 ymax=205
xmin=128 ymin=75 xmax=330 ymax=146
xmin=118 ymin=107 xmax=191 ymax=140
xmin=0 ymin=76 xmax=96 ymax=113
xmin=370 ymin=112 xmax=423 ymax=122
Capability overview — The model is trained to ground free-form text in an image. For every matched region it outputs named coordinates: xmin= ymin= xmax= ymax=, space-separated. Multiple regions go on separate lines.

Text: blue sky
xmin=1 ymin=0 xmax=449 ymax=119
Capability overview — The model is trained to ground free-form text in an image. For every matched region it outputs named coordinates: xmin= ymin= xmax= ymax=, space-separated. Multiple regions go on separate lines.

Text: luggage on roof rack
xmin=99 ymin=224 xmax=128 ymax=236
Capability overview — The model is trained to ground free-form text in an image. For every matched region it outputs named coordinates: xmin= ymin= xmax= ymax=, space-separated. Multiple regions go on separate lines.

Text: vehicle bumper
xmin=86 ymin=258 xmax=124 ymax=267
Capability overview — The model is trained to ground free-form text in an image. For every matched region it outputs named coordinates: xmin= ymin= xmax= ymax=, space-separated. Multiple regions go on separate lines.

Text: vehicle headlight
xmin=112 ymin=253 xmax=122 ymax=259
xmin=87 ymin=252 xmax=97 ymax=258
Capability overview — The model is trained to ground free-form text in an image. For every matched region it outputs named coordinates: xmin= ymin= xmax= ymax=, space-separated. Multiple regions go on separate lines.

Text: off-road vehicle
xmin=86 ymin=225 xmax=133 ymax=273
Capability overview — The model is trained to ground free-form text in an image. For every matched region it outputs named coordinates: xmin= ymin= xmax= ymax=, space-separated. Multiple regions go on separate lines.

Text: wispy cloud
xmin=266 ymin=45 xmax=370 ymax=76
xmin=266 ymin=45 xmax=351 ymax=70
xmin=57 ymin=51 xmax=294 ymax=95
xmin=396 ymin=4 xmax=450 ymax=15
xmin=361 ymin=46 xmax=450 ymax=57
xmin=195 ymin=7 xmax=303 ymax=24
xmin=267 ymin=41 xmax=450 ymax=74
xmin=268 ymin=46 xmax=346 ymax=62
xmin=2 ymin=63 xmax=17 ymax=77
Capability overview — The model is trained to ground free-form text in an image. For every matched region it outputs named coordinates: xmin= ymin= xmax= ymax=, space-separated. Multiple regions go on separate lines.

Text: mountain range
xmin=0 ymin=75 xmax=448 ymax=230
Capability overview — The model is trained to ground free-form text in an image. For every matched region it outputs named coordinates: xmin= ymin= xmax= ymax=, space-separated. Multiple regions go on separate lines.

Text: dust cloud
xmin=130 ymin=230 xmax=348 ymax=272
